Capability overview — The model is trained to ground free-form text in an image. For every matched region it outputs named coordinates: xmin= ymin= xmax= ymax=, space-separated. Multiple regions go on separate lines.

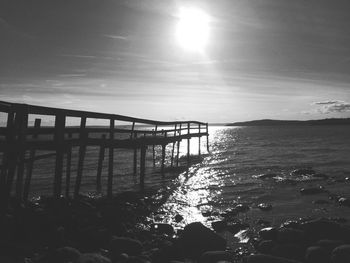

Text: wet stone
xmin=331 ymin=245 xmax=350 ymax=263
xmin=312 ymin=199 xmax=330 ymax=205
xmin=257 ymin=203 xmax=273 ymax=211
xmin=257 ymin=240 xmax=275 ymax=254
xmin=256 ymin=219 xmax=271 ymax=227
xmin=271 ymin=244 xmax=305 ymax=262
xmin=338 ymin=197 xmax=350 ymax=207
xmin=178 ymin=222 xmax=227 ymax=259
xmin=211 ymin=221 xmax=227 ymax=232
xmin=234 ymin=204 xmax=250 ymax=213
xmin=255 ymin=173 xmax=278 ymax=180
xmin=259 ymin=227 xmax=278 ymax=241
xmin=304 ymin=246 xmax=330 ymax=263
xmin=291 ymin=168 xmax=316 ymax=176
xmin=150 ymin=223 xmax=174 ymax=236
xmin=174 ymin=214 xmax=184 ymax=223
xmin=109 ymin=236 xmax=143 ymax=258
xmin=246 ymin=253 xmax=303 ymax=263
xmin=77 ymin=253 xmax=111 ymax=263
xmin=277 ymin=228 xmax=306 ymax=244
xmin=198 ymin=251 xmax=232 ymax=263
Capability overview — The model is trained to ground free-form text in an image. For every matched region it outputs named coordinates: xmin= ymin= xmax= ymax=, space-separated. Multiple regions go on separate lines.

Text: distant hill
xmin=227 ymin=118 xmax=350 ymax=126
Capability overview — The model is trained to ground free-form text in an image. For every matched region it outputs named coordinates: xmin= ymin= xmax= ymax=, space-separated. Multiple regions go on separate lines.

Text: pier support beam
xmin=140 ymin=146 xmax=146 ymax=189
xmin=187 ymin=122 xmax=190 ymax=167
xmin=54 ymin=112 xmax=65 ymax=198
xmin=74 ymin=117 xmax=86 ymax=198
xmin=107 ymin=119 xmax=114 ymax=198
xmin=161 ymin=144 xmax=166 ymax=175
xmin=96 ymin=134 xmax=106 ymax=193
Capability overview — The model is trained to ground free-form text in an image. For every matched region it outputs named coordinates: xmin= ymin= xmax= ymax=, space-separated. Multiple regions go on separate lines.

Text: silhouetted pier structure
xmin=0 ymin=100 xmax=209 ymax=204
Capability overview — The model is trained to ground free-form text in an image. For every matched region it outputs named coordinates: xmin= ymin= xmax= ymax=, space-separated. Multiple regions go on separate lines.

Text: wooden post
xmin=23 ymin=118 xmax=41 ymax=200
xmin=198 ymin=124 xmax=201 ymax=156
xmin=96 ymin=134 xmax=106 ymax=193
xmin=65 ymin=133 xmax=72 ymax=198
xmin=74 ymin=117 xmax=86 ymax=198
xmin=1 ymin=110 xmax=15 ymax=210
xmin=131 ymin=122 xmax=137 ymax=176
xmin=187 ymin=122 xmax=190 ymax=166
xmin=54 ymin=113 xmax=66 ymax=198
xmin=107 ymin=119 xmax=114 ymax=198
xmin=152 ymin=125 xmax=157 ymax=167
xmin=171 ymin=124 xmax=177 ymax=167
xmin=176 ymin=123 xmax=182 ymax=167
xmin=15 ymin=105 xmax=29 ymax=201
xmin=161 ymin=144 xmax=166 ymax=176
xmin=140 ymin=146 xmax=146 ymax=189
xmin=206 ymin=123 xmax=210 ymax=152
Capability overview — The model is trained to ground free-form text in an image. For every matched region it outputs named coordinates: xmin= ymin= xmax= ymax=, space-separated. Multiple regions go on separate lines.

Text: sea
xmin=12 ymin=125 xmax=350 ymax=230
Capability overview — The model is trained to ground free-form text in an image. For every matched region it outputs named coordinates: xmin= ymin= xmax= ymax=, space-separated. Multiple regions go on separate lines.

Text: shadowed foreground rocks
xmin=1 ymin=194 xmax=350 ymax=263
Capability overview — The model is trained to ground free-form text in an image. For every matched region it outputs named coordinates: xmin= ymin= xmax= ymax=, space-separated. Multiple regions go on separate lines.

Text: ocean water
xmin=157 ymin=125 xmax=350 ymax=229
xmin=7 ymin=125 xmax=350 ymax=229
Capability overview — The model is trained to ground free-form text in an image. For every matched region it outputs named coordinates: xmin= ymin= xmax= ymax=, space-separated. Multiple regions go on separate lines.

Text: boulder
xmin=255 ymin=173 xmax=278 ymax=179
xmin=77 ymin=253 xmax=111 ymax=263
xmin=246 ymin=254 xmax=303 ymax=263
xmin=316 ymin=239 xmax=344 ymax=252
xmin=301 ymin=218 xmax=350 ymax=242
xmin=109 ymin=236 xmax=143 ymax=258
xmin=277 ymin=228 xmax=306 ymax=244
xmin=198 ymin=251 xmax=232 ymax=263
xmin=304 ymin=246 xmax=330 ymax=263
xmin=258 ymin=203 xmax=273 ymax=211
xmin=331 ymin=245 xmax=350 ymax=263
xmin=150 ymin=223 xmax=174 ymax=235
xmin=338 ymin=197 xmax=350 ymax=207
xmin=54 ymin=247 xmax=81 ymax=263
xmin=178 ymin=222 xmax=226 ymax=259
xmin=271 ymin=244 xmax=304 ymax=261
xmin=259 ymin=227 xmax=278 ymax=241
xmin=291 ymin=168 xmax=316 ymax=176
xmin=211 ymin=221 xmax=227 ymax=232
xmin=257 ymin=240 xmax=275 ymax=254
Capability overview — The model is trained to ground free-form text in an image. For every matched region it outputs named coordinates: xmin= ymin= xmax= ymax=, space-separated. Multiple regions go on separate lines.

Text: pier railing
xmin=0 ymin=100 xmax=209 ymax=204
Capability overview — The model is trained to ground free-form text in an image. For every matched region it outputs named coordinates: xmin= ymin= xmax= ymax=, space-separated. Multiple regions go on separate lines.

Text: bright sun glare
xmin=175 ymin=7 xmax=210 ymax=53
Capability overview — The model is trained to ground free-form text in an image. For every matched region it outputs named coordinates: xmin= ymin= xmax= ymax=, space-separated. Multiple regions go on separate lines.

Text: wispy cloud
xmin=313 ymin=100 xmax=350 ymax=113
xmin=103 ymin=34 xmax=128 ymax=41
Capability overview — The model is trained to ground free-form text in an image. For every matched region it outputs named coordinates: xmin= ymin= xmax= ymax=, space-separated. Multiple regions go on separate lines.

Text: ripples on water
xmin=158 ymin=126 xmax=350 ymax=229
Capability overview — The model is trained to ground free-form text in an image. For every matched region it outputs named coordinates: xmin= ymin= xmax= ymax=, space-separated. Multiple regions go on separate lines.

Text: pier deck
xmin=0 ymin=100 xmax=209 ymax=204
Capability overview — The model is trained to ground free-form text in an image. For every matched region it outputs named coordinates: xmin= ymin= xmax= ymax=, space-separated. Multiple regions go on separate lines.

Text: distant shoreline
xmin=226 ymin=118 xmax=350 ymax=126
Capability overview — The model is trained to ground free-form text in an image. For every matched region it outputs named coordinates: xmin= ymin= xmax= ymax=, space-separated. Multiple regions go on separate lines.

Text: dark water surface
xmin=157 ymin=125 xmax=350 ymax=229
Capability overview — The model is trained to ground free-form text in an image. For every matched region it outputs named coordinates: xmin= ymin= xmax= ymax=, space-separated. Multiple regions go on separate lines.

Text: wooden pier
xmin=0 ymin=100 xmax=209 ymax=204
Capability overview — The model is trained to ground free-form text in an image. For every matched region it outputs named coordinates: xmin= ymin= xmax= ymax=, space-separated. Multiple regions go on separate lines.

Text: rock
xmin=246 ymin=253 xmax=303 ymax=263
xmin=338 ymin=197 xmax=350 ymax=207
xmin=198 ymin=251 xmax=232 ymax=263
xmin=301 ymin=218 xmax=350 ymax=242
xmin=178 ymin=222 xmax=226 ymax=259
xmin=277 ymin=228 xmax=306 ymax=244
xmin=258 ymin=203 xmax=273 ymax=211
xmin=257 ymin=240 xmax=275 ymax=254
xmin=150 ymin=223 xmax=174 ymax=235
xmin=202 ymin=211 xmax=212 ymax=217
xmin=256 ymin=219 xmax=271 ymax=227
xmin=227 ymin=222 xmax=249 ymax=234
xmin=109 ymin=237 xmax=143 ymax=259
xmin=271 ymin=244 xmax=304 ymax=261
xmin=235 ymin=204 xmax=250 ymax=213
xmin=317 ymin=239 xmax=344 ymax=252
xmin=291 ymin=168 xmax=316 ymax=176
xmin=211 ymin=221 xmax=227 ymax=232
xmin=331 ymin=245 xmax=350 ymax=263
xmin=304 ymin=246 xmax=329 ymax=263
xmin=77 ymin=253 xmax=111 ymax=263
xmin=300 ymin=186 xmax=327 ymax=195
xmin=125 ymin=256 xmax=151 ymax=263
xmin=150 ymin=241 xmax=184 ymax=263
xmin=54 ymin=247 xmax=81 ymax=263
xmin=280 ymin=220 xmax=301 ymax=230
xmin=174 ymin=214 xmax=184 ymax=223
xmin=259 ymin=227 xmax=278 ymax=241
xmin=255 ymin=173 xmax=278 ymax=180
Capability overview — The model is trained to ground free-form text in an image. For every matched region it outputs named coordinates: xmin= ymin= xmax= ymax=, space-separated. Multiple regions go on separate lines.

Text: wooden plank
xmin=187 ymin=122 xmax=190 ymax=166
xmin=107 ymin=119 xmax=114 ymax=198
xmin=23 ymin=118 xmax=41 ymax=200
xmin=74 ymin=117 xmax=86 ymax=198
xmin=176 ymin=123 xmax=182 ymax=167
xmin=96 ymin=134 xmax=106 ymax=193
xmin=171 ymin=124 xmax=177 ymax=167
xmin=54 ymin=113 xmax=66 ymax=198
xmin=152 ymin=125 xmax=157 ymax=167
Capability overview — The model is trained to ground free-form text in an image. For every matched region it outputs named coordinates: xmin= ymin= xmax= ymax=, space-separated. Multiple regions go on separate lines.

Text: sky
xmin=1 ymin=0 xmax=350 ymax=123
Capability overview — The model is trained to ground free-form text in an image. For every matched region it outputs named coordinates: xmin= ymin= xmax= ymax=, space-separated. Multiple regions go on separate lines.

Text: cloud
xmin=313 ymin=100 xmax=350 ymax=114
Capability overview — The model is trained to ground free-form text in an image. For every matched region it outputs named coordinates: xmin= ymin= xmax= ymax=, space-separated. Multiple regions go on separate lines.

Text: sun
xmin=175 ymin=7 xmax=210 ymax=53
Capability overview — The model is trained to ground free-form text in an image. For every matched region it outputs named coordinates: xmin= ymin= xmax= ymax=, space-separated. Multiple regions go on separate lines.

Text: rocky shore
xmin=1 ymin=182 xmax=350 ymax=263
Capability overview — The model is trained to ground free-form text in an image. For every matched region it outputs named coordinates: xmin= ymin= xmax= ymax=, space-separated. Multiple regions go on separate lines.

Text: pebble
xmin=257 ymin=203 xmax=273 ymax=211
